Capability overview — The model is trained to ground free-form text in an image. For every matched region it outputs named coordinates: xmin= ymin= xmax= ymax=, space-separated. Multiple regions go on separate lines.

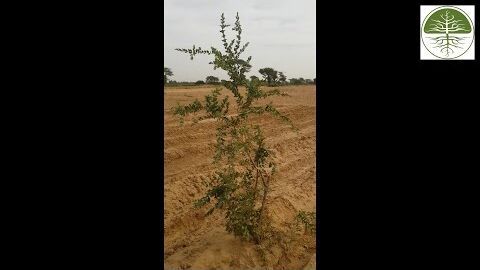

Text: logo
xmin=420 ymin=5 xmax=475 ymax=60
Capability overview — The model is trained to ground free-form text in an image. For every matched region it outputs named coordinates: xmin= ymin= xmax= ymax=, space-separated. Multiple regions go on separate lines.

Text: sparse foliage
xmin=296 ymin=211 xmax=316 ymax=234
xmin=173 ymin=12 xmax=297 ymax=243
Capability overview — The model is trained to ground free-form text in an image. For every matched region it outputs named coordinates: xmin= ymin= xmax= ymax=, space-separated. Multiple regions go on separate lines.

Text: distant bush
xmin=288 ymin=78 xmax=301 ymax=85
xmin=206 ymin=76 xmax=220 ymax=84
xmin=195 ymin=80 xmax=205 ymax=85
xmin=288 ymin=78 xmax=315 ymax=85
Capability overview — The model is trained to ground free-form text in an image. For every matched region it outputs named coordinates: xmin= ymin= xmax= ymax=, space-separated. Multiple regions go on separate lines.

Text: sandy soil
xmin=164 ymin=85 xmax=316 ymax=270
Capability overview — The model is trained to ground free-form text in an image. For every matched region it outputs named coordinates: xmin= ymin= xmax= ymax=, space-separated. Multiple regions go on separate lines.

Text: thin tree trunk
xmin=258 ymin=176 xmax=269 ymax=221
xmin=253 ymin=169 xmax=259 ymax=200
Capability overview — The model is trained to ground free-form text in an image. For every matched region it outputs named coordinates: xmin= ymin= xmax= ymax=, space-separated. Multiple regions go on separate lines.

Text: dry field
xmin=164 ymin=85 xmax=316 ymax=270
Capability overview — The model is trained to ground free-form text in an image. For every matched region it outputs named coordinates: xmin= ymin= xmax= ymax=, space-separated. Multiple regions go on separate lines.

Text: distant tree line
xmin=164 ymin=66 xmax=315 ymax=87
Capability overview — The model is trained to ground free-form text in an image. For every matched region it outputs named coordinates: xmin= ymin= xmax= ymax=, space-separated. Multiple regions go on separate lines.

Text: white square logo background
xmin=420 ymin=5 xmax=475 ymax=60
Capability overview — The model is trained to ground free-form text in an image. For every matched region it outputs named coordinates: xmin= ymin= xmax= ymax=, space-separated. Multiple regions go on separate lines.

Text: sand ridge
xmin=164 ymin=85 xmax=316 ymax=269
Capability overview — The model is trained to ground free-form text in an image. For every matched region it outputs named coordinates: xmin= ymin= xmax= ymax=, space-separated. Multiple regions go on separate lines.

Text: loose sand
xmin=164 ymin=85 xmax=316 ymax=269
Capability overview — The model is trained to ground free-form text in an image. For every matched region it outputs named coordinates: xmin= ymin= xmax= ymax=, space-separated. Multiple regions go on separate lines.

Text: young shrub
xmin=172 ymin=12 xmax=297 ymax=243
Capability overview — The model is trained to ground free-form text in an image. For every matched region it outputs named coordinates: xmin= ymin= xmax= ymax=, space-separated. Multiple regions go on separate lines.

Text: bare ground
xmin=164 ymin=85 xmax=316 ymax=270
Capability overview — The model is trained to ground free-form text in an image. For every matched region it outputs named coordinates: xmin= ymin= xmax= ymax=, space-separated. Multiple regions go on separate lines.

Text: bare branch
xmin=429 ymin=23 xmax=447 ymax=29
xmin=449 ymin=28 xmax=468 ymax=32
xmin=432 ymin=19 xmax=447 ymax=25
xmin=427 ymin=27 xmax=446 ymax=32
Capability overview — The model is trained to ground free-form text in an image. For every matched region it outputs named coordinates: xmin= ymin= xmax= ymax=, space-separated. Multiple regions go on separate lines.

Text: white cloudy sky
xmin=164 ymin=0 xmax=316 ymax=82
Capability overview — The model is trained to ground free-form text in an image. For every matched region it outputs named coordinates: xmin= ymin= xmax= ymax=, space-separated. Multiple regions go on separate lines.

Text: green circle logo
xmin=421 ymin=6 xmax=474 ymax=59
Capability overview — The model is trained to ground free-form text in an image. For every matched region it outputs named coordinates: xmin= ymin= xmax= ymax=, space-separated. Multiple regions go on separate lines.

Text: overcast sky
xmin=164 ymin=0 xmax=316 ymax=82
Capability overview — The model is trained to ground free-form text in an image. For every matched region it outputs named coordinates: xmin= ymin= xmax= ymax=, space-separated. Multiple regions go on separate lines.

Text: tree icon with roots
xmin=424 ymin=8 xmax=472 ymax=58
